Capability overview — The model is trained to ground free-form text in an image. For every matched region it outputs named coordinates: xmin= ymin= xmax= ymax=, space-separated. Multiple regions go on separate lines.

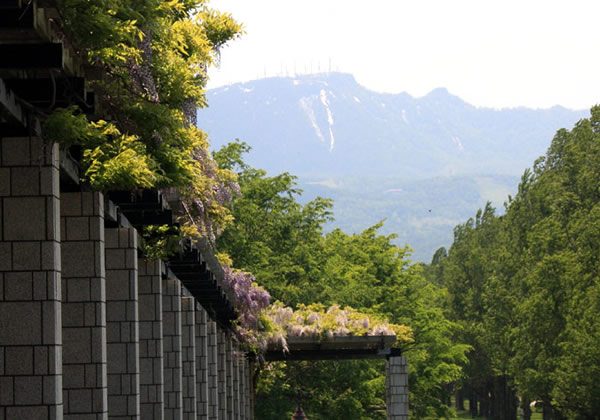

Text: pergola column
xmin=225 ymin=334 xmax=234 ymax=418
xmin=162 ymin=276 xmax=183 ymax=420
xmin=0 ymin=137 xmax=63 ymax=419
xmin=217 ymin=330 xmax=227 ymax=419
xmin=232 ymin=344 xmax=240 ymax=419
xmin=138 ymin=259 xmax=164 ymax=419
xmin=207 ymin=320 xmax=219 ymax=419
xmin=194 ymin=307 xmax=209 ymax=418
xmin=181 ymin=296 xmax=197 ymax=419
xmin=105 ymin=228 xmax=140 ymax=419
xmin=386 ymin=356 xmax=409 ymax=420
xmin=60 ymin=192 xmax=108 ymax=419
xmin=243 ymin=358 xmax=253 ymax=420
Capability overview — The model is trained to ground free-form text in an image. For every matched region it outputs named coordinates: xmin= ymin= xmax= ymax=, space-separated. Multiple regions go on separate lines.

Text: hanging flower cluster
xmin=221 ymin=266 xmax=271 ymax=350
xmin=261 ymin=303 xmax=413 ymax=352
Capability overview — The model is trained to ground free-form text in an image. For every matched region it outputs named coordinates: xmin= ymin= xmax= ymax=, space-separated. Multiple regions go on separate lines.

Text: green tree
xmin=215 ymin=141 xmax=469 ymax=419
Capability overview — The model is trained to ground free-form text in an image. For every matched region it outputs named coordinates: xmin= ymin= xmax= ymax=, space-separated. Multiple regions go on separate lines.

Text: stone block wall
xmin=243 ymin=359 xmax=253 ymax=420
xmin=60 ymin=192 xmax=108 ymax=419
xmin=225 ymin=335 xmax=234 ymax=418
xmin=105 ymin=228 xmax=140 ymax=419
xmin=138 ymin=259 xmax=164 ymax=420
xmin=0 ymin=139 xmax=257 ymax=420
xmin=207 ymin=321 xmax=219 ymax=419
xmin=232 ymin=347 xmax=240 ymax=420
xmin=162 ymin=277 xmax=183 ymax=420
xmin=194 ymin=307 xmax=209 ymax=418
xmin=386 ymin=356 xmax=409 ymax=420
xmin=217 ymin=331 xmax=227 ymax=419
xmin=0 ymin=137 xmax=63 ymax=420
xmin=181 ymin=297 xmax=197 ymax=420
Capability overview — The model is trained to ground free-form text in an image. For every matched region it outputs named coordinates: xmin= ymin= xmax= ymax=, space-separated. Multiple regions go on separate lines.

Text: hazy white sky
xmin=207 ymin=0 xmax=600 ymax=110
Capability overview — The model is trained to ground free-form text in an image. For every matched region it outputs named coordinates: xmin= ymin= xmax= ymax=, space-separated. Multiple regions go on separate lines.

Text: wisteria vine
xmin=221 ymin=266 xmax=271 ymax=350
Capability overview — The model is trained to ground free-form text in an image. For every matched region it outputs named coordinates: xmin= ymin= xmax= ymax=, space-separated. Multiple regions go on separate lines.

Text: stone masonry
xmin=232 ymin=345 xmax=240 ymax=420
xmin=162 ymin=277 xmax=183 ymax=420
xmin=105 ymin=228 xmax=140 ymax=419
xmin=207 ymin=320 xmax=219 ymax=419
xmin=181 ymin=297 xmax=197 ymax=420
xmin=217 ymin=331 xmax=227 ymax=419
xmin=225 ymin=334 xmax=234 ymax=418
xmin=194 ymin=307 xmax=209 ymax=418
xmin=60 ymin=192 xmax=108 ymax=419
xmin=138 ymin=259 xmax=164 ymax=420
xmin=0 ymin=137 xmax=63 ymax=420
xmin=386 ymin=356 xmax=409 ymax=420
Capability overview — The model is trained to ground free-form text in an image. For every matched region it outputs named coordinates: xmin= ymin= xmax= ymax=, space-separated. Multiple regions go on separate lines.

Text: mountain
xmin=198 ymin=73 xmax=588 ymax=262
xmin=199 ymin=72 xmax=586 ymax=178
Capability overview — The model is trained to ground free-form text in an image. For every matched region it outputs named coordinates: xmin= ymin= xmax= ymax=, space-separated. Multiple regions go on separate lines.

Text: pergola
xmin=264 ymin=335 xmax=409 ymax=419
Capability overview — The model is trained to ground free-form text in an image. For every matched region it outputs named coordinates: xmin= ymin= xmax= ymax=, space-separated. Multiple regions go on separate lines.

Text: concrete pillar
xmin=247 ymin=359 xmax=255 ymax=420
xmin=238 ymin=355 xmax=246 ymax=420
xmin=207 ymin=320 xmax=219 ymax=419
xmin=243 ymin=358 xmax=252 ymax=420
xmin=0 ymin=137 xmax=63 ymax=420
xmin=138 ymin=259 xmax=164 ymax=420
xmin=181 ymin=297 xmax=197 ymax=420
xmin=105 ymin=228 xmax=140 ymax=419
xmin=232 ymin=345 xmax=240 ymax=419
xmin=217 ymin=331 xmax=227 ymax=419
xmin=386 ymin=356 xmax=409 ymax=420
xmin=162 ymin=277 xmax=183 ymax=420
xmin=226 ymin=335 xmax=234 ymax=418
xmin=61 ymin=192 xmax=108 ymax=419
xmin=194 ymin=307 xmax=209 ymax=418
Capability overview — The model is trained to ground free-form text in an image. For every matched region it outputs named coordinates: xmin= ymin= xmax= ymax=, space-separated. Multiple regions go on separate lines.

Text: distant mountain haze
xmin=198 ymin=72 xmax=588 ymax=262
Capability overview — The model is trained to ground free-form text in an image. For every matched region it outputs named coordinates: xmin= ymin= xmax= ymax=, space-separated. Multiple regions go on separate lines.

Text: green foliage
xmin=44 ymin=108 xmax=160 ymax=190
xmin=428 ymin=107 xmax=600 ymax=418
xmin=215 ymin=142 xmax=469 ymax=419
xmin=141 ymin=225 xmax=182 ymax=260
xmin=44 ymin=1 xmax=242 ymax=238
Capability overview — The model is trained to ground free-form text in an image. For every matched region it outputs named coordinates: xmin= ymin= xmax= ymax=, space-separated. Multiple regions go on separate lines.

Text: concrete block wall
xmin=138 ymin=259 xmax=164 ymax=420
xmin=0 ymin=138 xmax=256 ymax=420
xmin=105 ymin=228 xmax=140 ymax=419
xmin=181 ymin=297 xmax=197 ymax=420
xmin=232 ymin=347 xmax=240 ymax=420
xmin=207 ymin=320 xmax=220 ymax=420
xmin=194 ymin=307 xmax=209 ymax=418
xmin=386 ymin=356 xmax=409 ymax=420
xmin=243 ymin=359 xmax=253 ymax=420
xmin=225 ymin=335 xmax=234 ymax=418
xmin=162 ymin=277 xmax=183 ymax=420
xmin=60 ymin=192 xmax=108 ymax=419
xmin=217 ymin=331 xmax=227 ymax=419
xmin=0 ymin=137 xmax=63 ymax=420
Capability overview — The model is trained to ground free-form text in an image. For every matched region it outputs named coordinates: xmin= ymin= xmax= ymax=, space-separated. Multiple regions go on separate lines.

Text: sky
xmin=206 ymin=0 xmax=600 ymax=110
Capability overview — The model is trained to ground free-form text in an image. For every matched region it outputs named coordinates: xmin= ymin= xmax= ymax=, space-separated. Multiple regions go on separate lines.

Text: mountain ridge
xmin=198 ymin=72 xmax=588 ymax=261
xmin=200 ymin=72 xmax=586 ymax=179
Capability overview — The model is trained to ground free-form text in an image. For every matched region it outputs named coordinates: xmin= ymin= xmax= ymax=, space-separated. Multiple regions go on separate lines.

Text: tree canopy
xmin=425 ymin=107 xmax=600 ymax=419
xmin=214 ymin=141 xmax=469 ymax=419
